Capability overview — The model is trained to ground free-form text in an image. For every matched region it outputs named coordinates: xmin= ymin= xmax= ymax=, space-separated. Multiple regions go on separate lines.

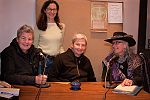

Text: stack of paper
xmin=0 ymin=88 xmax=20 ymax=99
xmin=112 ymin=84 xmax=142 ymax=96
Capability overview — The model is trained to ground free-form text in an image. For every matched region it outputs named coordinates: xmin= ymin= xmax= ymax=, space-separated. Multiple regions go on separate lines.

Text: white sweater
xmin=34 ymin=23 xmax=65 ymax=56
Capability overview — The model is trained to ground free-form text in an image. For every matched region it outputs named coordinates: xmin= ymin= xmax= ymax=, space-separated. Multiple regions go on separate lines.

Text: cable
xmin=35 ymin=86 xmax=42 ymax=100
xmin=102 ymin=88 xmax=110 ymax=100
xmin=102 ymin=64 xmax=110 ymax=100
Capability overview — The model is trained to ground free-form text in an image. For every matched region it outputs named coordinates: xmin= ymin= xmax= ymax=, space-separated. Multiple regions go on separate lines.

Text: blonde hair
xmin=72 ymin=33 xmax=87 ymax=45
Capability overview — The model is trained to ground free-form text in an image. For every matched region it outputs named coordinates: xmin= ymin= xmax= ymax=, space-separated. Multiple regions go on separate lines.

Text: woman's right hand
xmin=121 ymin=78 xmax=133 ymax=86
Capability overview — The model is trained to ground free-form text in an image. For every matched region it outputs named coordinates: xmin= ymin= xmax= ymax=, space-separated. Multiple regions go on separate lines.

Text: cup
xmin=70 ymin=81 xmax=81 ymax=90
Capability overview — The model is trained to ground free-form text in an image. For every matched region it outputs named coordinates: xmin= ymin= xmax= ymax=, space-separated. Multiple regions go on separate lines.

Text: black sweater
xmin=48 ymin=48 xmax=96 ymax=82
xmin=1 ymin=38 xmax=41 ymax=85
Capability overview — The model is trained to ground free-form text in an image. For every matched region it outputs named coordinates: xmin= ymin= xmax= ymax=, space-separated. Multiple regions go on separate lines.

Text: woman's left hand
xmin=121 ymin=79 xmax=133 ymax=86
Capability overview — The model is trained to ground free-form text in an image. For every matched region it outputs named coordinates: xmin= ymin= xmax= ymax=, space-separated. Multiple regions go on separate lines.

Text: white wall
xmin=123 ymin=0 xmax=140 ymax=52
xmin=0 ymin=0 xmax=36 ymax=52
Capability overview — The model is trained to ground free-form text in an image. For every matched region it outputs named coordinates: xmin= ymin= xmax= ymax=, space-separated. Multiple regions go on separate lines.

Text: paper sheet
xmin=114 ymin=84 xmax=137 ymax=92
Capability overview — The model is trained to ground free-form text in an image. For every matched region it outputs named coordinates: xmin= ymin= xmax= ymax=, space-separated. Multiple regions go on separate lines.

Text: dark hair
xmin=37 ymin=0 xmax=62 ymax=31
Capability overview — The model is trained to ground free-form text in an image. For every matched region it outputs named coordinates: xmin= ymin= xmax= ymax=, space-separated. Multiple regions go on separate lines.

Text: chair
xmin=139 ymin=50 xmax=150 ymax=93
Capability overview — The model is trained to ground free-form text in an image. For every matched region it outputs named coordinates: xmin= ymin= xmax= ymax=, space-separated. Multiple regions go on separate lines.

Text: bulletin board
xmin=90 ymin=0 xmax=123 ymax=33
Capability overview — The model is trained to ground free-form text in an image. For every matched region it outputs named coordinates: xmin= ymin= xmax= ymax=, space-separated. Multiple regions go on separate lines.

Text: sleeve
xmin=87 ymin=59 xmax=96 ymax=82
xmin=47 ymin=55 xmax=62 ymax=82
xmin=59 ymin=23 xmax=65 ymax=53
xmin=129 ymin=55 xmax=144 ymax=85
xmin=132 ymin=55 xmax=144 ymax=86
xmin=1 ymin=50 xmax=35 ymax=85
xmin=33 ymin=25 xmax=40 ymax=47
xmin=101 ymin=61 xmax=107 ymax=82
xmin=132 ymin=65 xmax=143 ymax=86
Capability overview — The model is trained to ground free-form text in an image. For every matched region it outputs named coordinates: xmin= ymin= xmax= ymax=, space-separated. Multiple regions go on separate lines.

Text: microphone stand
xmin=104 ymin=66 xmax=117 ymax=88
xmin=102 ymin=55 xmax=118 ymax=100
xmin=139 ymin=53 xmax=150 ymax=92
xmin=103 ymin=55 xmax=118 ymax=89
xmin=35 ymin=54 xmax=50 ymax=88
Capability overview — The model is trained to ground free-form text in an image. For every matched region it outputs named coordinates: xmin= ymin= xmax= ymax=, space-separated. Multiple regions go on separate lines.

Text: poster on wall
xmin=91 ymin=2 xmax=107 ymax=32
xmin=108 ymin=2 xmax=123 ymax=23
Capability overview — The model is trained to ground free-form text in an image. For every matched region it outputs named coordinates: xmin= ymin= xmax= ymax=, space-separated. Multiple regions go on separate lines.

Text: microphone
xmin=39 ymin=52 xmax=44 ymax=56
xmin=35 ymin=49 xmax=50 ymax=88
xmin=103 ymin=54 xmax=118 ymax=89
xmin=109 ymin=54 xmax=118 ymax=64
xmin=36 ymin=48 xmax=45 ymax=60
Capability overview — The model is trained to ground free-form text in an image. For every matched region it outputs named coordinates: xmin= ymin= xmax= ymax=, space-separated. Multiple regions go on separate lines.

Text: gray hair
xmin=17 ymin=25 xmax=34 ymax=39
xmin=117 ymin=41 xmax=133 ymax=63
xmin=72 ymin=33 xmax=87 ymax=45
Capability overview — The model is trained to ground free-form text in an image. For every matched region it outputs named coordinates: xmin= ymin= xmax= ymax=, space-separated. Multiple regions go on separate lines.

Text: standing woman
xmin=34 ymin=0 xmax=65 ymax=74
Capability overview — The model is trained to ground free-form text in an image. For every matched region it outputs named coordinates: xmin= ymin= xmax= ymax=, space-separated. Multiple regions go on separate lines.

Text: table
xmin=13 ymin=82 xmax=150 ymax=100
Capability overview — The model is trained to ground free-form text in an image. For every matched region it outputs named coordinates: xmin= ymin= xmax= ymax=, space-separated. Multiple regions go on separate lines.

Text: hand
xmin=121 ymin=79 xmax=133 ymax=86
xmin=35 ymin=74 xmax=47 ymax=85
xmin=0 ymin=81 xmax=11 ymax=88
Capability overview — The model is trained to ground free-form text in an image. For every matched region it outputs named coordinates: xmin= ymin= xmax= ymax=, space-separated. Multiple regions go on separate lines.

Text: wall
xmin=146 ymin=0 xmax=150 ymax=49
xmin=123 ymin=0 xmax=140 ymax=52
xmin=0 ymin=0 xmax=140 ymax=81
xmin=0 ymin=0 xmax=36 ymax=52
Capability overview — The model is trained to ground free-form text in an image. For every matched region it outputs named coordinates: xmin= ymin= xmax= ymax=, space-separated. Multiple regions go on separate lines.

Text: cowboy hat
xmin=104 ymin=32 xmax=136 ymax=47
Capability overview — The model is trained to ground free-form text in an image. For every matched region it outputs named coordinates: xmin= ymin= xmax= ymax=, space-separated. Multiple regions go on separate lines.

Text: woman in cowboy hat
xmin=102 ymin=32 xmax=143 ymax=87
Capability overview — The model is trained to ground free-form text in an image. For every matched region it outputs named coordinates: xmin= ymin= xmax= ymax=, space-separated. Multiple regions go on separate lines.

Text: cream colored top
xmin=34 ymin=23 xmax=65 ymax=56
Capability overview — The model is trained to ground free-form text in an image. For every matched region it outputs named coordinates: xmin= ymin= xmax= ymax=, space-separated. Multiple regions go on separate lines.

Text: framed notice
xmin=91 ymin=2 xmax=107 ymax=32
xmin=108 ymin=2 xmax=123 ymax=23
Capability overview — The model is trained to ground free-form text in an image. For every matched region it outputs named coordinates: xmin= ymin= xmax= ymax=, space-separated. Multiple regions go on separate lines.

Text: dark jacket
xmin=48 ymin=48 xmax=96 ymax=82
xmin=1 ymin=38 xmax=41 ymax=85
xmin=102 ymin=53 xmax=144 ymax=86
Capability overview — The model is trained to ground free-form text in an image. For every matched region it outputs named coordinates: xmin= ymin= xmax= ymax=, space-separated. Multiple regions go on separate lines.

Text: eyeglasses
xmin=112 ymin=41 xmax=124 ymax=45
xmin=46 ymin=8 xmax=57 ymax=12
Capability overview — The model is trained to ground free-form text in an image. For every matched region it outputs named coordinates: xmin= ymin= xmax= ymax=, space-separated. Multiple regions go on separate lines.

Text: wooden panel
xmin=36 ymin=0 xmax=45 ymax=22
